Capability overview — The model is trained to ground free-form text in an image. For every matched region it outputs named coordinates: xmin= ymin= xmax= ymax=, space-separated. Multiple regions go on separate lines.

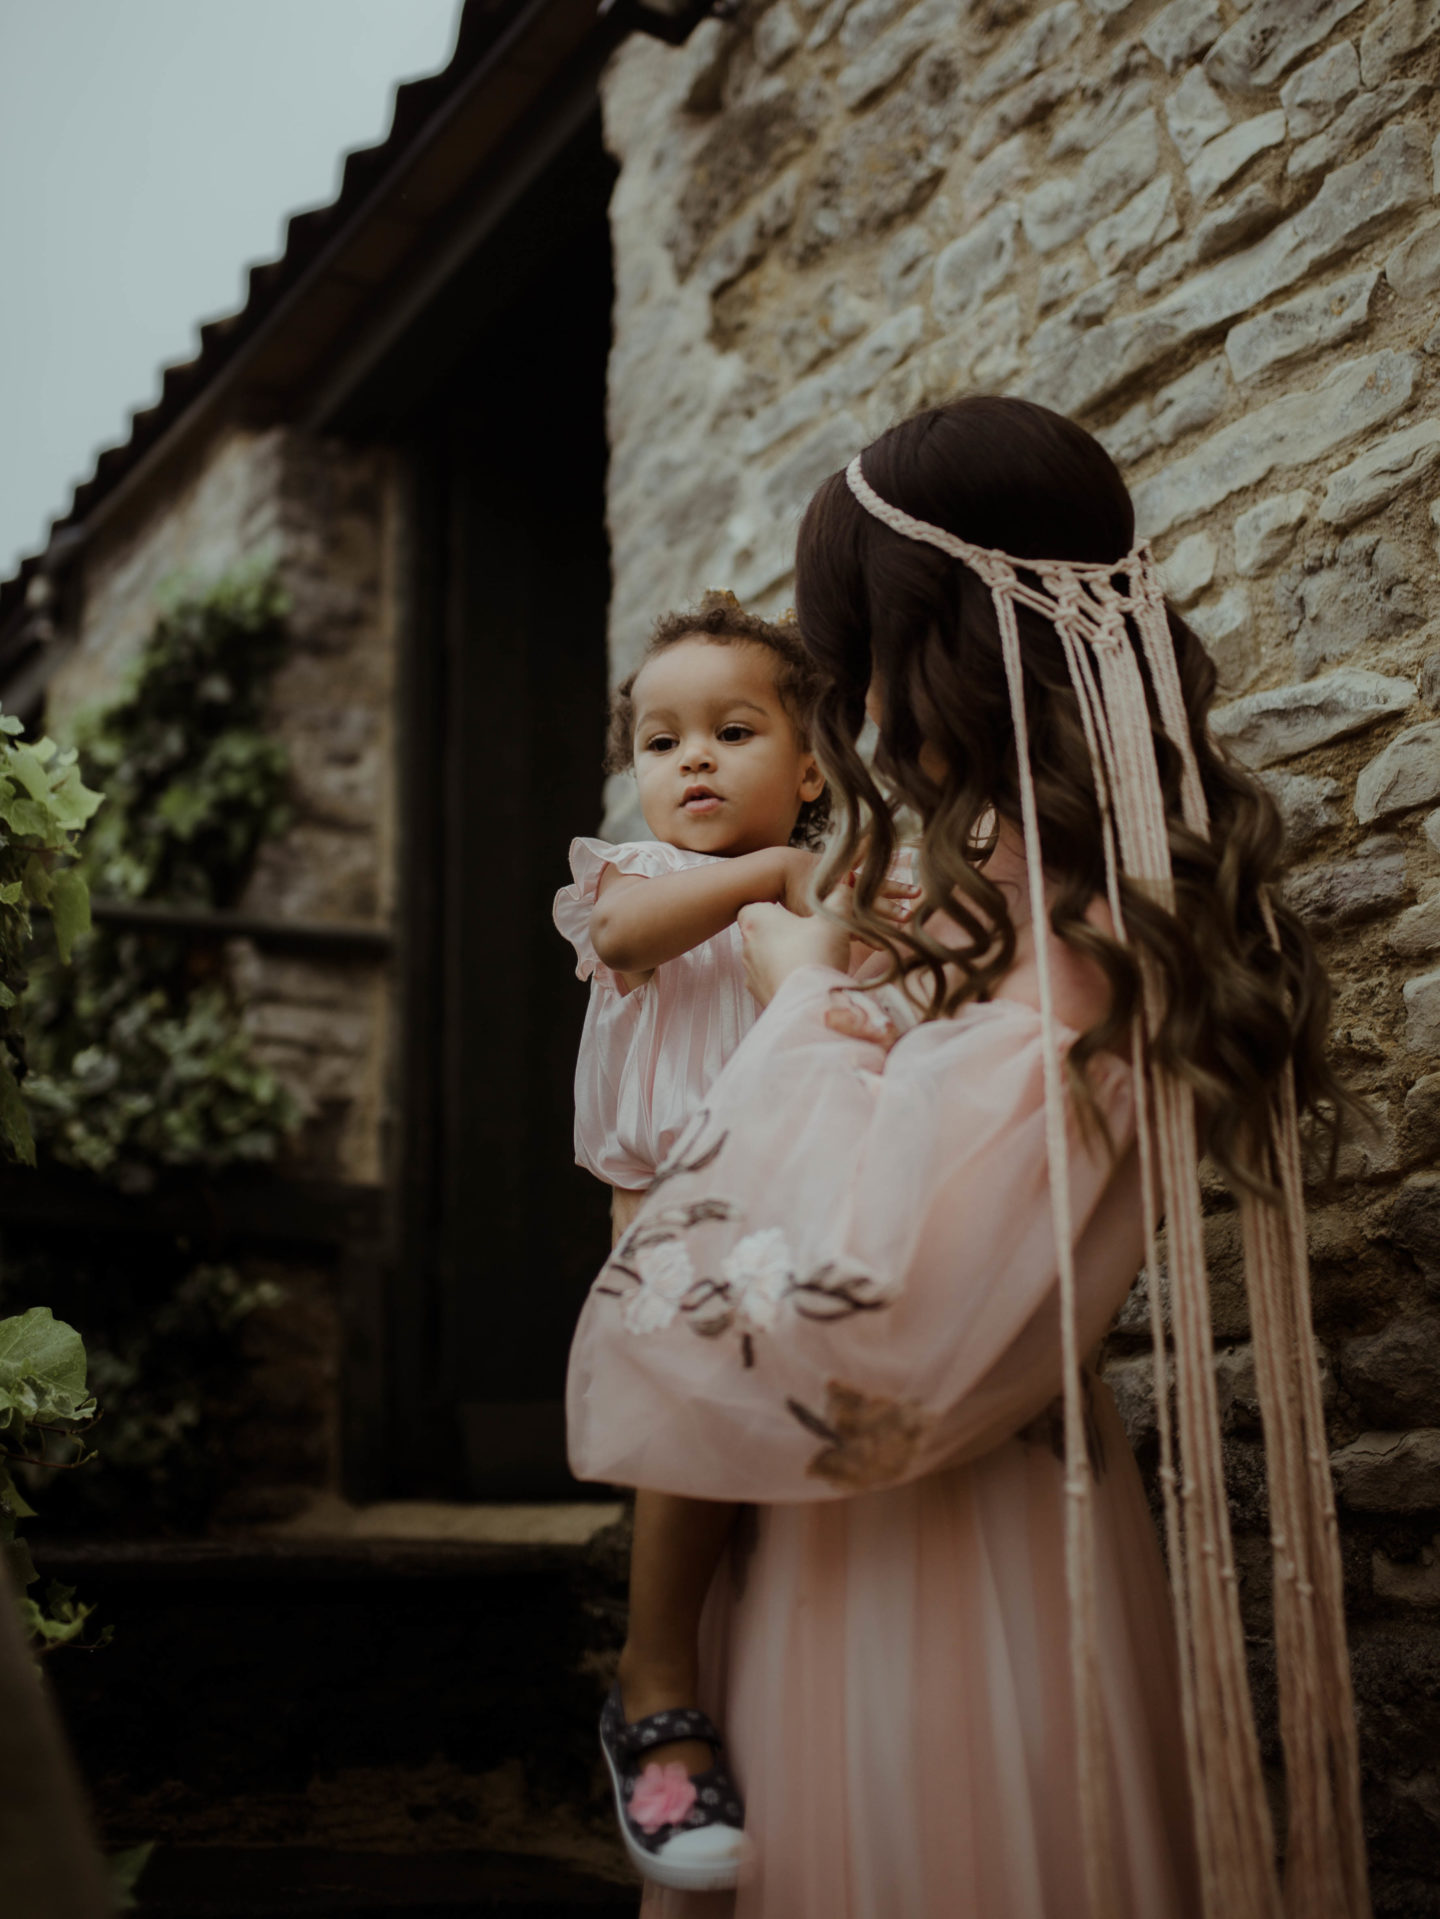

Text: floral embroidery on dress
xmin=722 ymin=1229 xmax=794 ymax=1332
xmin=596 ymin=1121 xmax=900 ymax=1364
xmin=787 ymin=1379 xmax=931 ymax=1490
xmin=620 ymin=1238 xmax=696 ymax=1334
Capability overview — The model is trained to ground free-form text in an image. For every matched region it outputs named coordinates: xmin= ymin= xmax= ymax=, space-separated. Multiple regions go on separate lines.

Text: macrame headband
xmin=845 ymin=454 xmax=1369 ymax=1919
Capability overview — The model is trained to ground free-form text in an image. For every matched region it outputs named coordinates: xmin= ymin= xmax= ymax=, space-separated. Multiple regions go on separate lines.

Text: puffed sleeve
xmin=565 ymin=965 xmax=1143 ymax=1501
xmin=552 ymin=837 xmax=696 ymax=983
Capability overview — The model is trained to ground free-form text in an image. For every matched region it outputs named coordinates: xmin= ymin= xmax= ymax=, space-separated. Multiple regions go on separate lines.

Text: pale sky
xmin=0 ymin=0 xmax=462 ymax=580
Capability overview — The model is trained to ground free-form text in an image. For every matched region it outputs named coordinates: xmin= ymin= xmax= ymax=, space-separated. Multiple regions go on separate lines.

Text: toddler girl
xmin=553 ymin=591 xmax=911 ymax=1892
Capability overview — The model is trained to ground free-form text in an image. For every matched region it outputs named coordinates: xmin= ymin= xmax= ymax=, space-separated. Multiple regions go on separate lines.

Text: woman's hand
xmin=738 ymin=902 xmax=849 ymax=1006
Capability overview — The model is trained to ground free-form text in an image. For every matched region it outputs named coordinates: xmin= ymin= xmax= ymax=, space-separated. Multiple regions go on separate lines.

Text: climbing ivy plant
xmin=0 ymin=1307 xmax=103 ymax=1653
xmin=0 ymin=713 xmax=102 ymax=1163
xmin=23 ymin=566 xmax=300 ymax=1183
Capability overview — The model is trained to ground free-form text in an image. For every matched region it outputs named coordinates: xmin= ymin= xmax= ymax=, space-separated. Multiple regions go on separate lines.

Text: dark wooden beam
xmin=0 ymin=1166 xmax=384 ymax=1249
xmin=88 ymin=897 xmax=394 ymax=958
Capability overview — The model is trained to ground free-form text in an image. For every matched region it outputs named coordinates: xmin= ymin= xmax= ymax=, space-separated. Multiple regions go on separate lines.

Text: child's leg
xmin=617 ymin=1489 xmax=736 ymax=1775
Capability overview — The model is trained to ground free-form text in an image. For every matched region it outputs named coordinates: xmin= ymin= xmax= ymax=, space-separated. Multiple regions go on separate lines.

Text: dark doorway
xmin=383 ymin=113 xmax=616 ymax=1498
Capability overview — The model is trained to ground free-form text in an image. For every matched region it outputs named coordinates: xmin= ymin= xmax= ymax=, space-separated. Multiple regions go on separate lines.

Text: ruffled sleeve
xmin=566 ymin=965 xmax=1141 ymax=1502
xmin=552 ymin=837 xmax=700 ymax=983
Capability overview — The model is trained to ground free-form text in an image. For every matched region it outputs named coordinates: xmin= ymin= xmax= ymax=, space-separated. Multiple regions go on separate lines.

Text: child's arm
xmin=590 ymin=847 xmax=817 ymax=981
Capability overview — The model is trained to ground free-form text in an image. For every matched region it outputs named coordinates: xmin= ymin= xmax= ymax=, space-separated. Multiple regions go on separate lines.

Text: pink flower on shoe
xmin=630 ymin=1761 xmax=697 ymax=1833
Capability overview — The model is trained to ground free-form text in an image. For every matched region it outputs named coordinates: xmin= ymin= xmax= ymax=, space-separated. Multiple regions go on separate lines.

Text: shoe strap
xmin=615 ymin=1701 xmax=722 ymax=1760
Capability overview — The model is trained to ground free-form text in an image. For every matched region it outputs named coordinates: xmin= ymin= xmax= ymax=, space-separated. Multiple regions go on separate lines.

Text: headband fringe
xmin=843 ymin=454 xmax=1369 ymax=1919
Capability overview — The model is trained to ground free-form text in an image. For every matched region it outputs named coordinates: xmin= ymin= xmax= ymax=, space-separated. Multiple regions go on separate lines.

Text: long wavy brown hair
xmin=794 ymin=395 xmax=1349 ymax=1190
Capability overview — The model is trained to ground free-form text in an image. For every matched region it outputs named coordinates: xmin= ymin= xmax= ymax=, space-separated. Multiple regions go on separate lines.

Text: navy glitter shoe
xmin=599 ymin=1684 xmax=749 ymax=1892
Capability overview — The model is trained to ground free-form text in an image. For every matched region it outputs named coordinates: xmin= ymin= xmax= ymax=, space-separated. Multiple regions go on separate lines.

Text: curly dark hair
xmin=606 ymin=591 xmax=832 ymax=848
xmin=794 ymin=395 xmax=1354 ymax=1193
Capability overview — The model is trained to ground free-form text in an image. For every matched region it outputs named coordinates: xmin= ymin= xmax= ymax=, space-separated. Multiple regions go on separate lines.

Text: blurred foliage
xmin=23 ymin=566 xmax=300 ymax=1188
xmin=0 ymin=1306 xmax=107 ymax=1652
xmin=0 ymin=715 xmax=102 ymax=1165
xmin=0 ymin=1245 xmax=282 ymax=1534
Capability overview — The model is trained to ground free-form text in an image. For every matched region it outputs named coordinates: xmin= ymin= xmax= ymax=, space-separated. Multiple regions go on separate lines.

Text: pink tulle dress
xmin=566 ymin=964 xmax=1200 ymax=1919
xmin=553 ymin=837 xmax=760 ymax=1196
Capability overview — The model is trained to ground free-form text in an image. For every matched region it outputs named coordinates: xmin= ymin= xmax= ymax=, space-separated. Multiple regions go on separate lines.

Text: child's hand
xmin=827 ymin=861 xmax=921 ymax=947
xmin=738 ymin=902 xmax=849 ymax=1005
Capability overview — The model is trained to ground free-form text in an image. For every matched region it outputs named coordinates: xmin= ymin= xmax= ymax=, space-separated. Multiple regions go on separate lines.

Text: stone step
xmin=135 ymin=1847 xmax=639 ymax=1917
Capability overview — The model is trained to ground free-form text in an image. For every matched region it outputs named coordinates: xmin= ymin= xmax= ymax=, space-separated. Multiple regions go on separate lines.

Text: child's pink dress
xmin=567 ymin=964 xmax=1200 ymax=1919
xmin=553 ymin=837 xmax=759 ymax=1197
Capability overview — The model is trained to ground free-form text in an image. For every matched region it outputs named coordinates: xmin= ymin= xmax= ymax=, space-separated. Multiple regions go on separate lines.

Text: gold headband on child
xmin=844 ymin=452 xmax=1368 ymax=1919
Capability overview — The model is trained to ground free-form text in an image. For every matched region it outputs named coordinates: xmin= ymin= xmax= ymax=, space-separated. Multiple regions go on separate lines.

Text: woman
xmin=567 ymin=396 xmax=1368 ymax=1919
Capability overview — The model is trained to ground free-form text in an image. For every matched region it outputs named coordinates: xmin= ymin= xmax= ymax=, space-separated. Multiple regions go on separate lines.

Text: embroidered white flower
xmin=635 ymin=1239 xmax=694 ymax=1301
xmin=722 ymin=1228 xmax=795 ymax=1332
xmin=623 ymin=1286 xmax=680 ymax=1335
xmin=620 ymin=1238 xmax=695 ymax=1335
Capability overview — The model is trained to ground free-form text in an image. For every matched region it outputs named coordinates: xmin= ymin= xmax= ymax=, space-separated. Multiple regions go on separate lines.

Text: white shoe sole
xmin=602 ymin=1733 xmax=749 ymax=1892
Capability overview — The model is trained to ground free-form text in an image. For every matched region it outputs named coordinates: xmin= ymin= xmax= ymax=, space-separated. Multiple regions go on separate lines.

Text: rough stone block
xmin=1020 ymin=109 xmax=1158 ymax=254
xmin=1279 ymin=532 xmax=1420 ymax=675
xmin=1285 ymin=838 xmax=1410 ymax=927
xmin=966 ymin=2 xmax=1083 ymax=107
xmin=1190 ymin=585 xmax=1257 ymax=691
xmin=966 ymin=62 xmax=1078 ymax=163
xmin=932 ymin=202 xmax=1018 ymax=324
xmin=1372 ymin=1542 xmax=1440 ymax=1604
xmin=837 ymin=0 xmax=959 ymax=108
xmin=1406 ymin=966 xmax=1440 ymax=1054
xmin=1206 ymin=0 xmax=1367 ymax=95
xmin=1344 ymin=1311 xmax=1440 ymax=1425
xmin=1234 ymin=490 xmax=1312 ymax=577
xmin=836 ymin=0 xmax=906 ymax=55
xmin=1047 ymin=72 xmax=1153 ymax=161
xmin=1261 ymin=768 xmax=1342 ymax=851
xmin=880 ymin=224 xmax=932 ymax=309
xmin=964 ymin=134 xmax=1032 ymax=220
xmin=1280 ymin=40 xmax=1362 ymax=140
xmin=1206 ymin=187 xmax=1287 ymax=265
xmin=754 ymin=2 xmax=802 ymax=69
xmin=1085 ymin=176 xmax=1177 ymax=276
xmin=1320 ymin=420 xmax=1440 ymax=526
xmin=1165 ymin=68 xmax=1230 ymax=166
xmin=1023 ymin=126 xmax=1430 ymax=418
xmin=1187 ymin=111 xmax=1288 ymax=205
xmin=1287 ymin=80 xmax=1429 ymax=181
xmin=788 ymin=49 xmax=963 ymax=262
xmin=1142 ymin=0 xmax=1224 ymax=74
xmin=1210 ymin=667 xmax=1416 ymax=769
xmin=761 ymin=411 xmax=865 ymax=517
xmin=1160 ymin=531 xmax=1216 ymax=606
xmin=668 ymin=88 xmax=813 ymax=276
xmin=1225 ymin=269 xmax=1377 ymax=386
xmin=1360 ymin=0 xmax=1440 ymax=86
xmin=1095 ymin=356 xmax=1230 ymax=471
xmin=1356 ymin=721 xmax=1440 ymax=824
xmin=1427 ymin=806 xmax=1440 ymax=854
xmin=969 ymin=293 xmax=1024 ymax=387
xmin=1133 ymin=351 xmax=1415 ymax=540
xmin=1394 ymin=1173 xmax=1440 ymax=1284
xmin=1037 ymin=254 xmax=1093 ymax=314
xmin=1405 ymin=1071 xmax=1440 ymax=1158
xmin=1387 ymin=212 xmax=1440 ymax=301
xmin=1331 ymin=1430 xmax=1440 ymax=1510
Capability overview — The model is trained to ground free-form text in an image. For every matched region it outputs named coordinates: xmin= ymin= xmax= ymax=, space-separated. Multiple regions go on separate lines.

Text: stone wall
xmin=48 ymin=425 xmax=399 ymax=1186
xmin=600 ymin=2 xmax=1440 ymax=1902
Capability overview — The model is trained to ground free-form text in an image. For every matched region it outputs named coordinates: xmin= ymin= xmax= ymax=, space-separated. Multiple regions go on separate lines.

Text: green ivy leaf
xmin=0 ymin=1308 xmax=92 ymax=1424
xmin=110 ymin=1843 xmax=155 ymax=1911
